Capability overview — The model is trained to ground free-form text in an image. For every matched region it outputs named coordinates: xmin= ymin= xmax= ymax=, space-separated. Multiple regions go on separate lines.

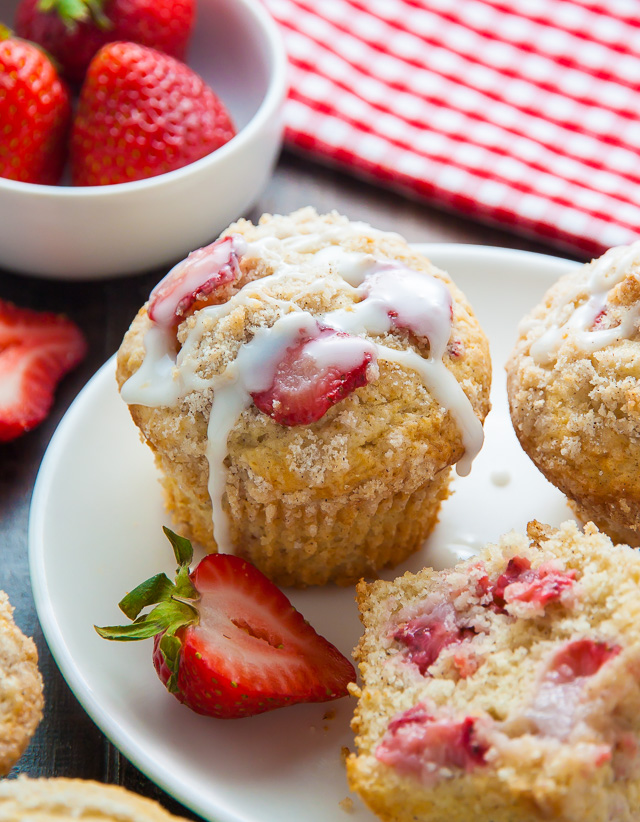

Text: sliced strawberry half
xmin=148 ymin=234 xmax=246 ymax=328
xmin=96 ymin=528 xmax=356 ymax=719
xmin=251 ymin=324 xmax=376 ymax=427
xmin=0 ymin=300 xmax=87 ymax=442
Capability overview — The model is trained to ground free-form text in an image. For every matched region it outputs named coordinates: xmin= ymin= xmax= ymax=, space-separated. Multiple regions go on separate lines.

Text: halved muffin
xmin=348 ymin=520 xmax=640 ymax=822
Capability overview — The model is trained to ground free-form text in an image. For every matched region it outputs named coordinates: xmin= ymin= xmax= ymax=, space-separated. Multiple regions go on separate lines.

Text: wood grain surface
xmin=0 ymin=151 xmax=573 ymax=819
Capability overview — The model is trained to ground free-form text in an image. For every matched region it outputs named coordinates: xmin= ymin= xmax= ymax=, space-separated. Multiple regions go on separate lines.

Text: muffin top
xmin=117 ymin=208 xmax=491 ymax=552
xmin=511 ymin=242 xmax=640 ymax=369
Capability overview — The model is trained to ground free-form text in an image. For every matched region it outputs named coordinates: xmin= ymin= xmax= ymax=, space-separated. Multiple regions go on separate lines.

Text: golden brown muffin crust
xmin=0 ymin=591 xmax=43 ymax=776
xmin=0 ymin=777 xmax=191 ymax=820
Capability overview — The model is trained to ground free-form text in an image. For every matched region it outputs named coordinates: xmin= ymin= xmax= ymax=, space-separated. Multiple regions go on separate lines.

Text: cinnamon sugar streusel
xmin=116 ymin=208 xmax=491 ymax=586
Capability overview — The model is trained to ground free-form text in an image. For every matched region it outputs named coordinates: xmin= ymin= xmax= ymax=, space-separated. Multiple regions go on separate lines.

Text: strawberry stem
xmin=37 ymin=0 xmax=112 ymax=30
xmin=159 ymin=633 xmax=182 ymax=693
xmin=119 ymin=573 xmax=175 ymax=620
xmin=95 ymin=527 xmax=200 ymax=692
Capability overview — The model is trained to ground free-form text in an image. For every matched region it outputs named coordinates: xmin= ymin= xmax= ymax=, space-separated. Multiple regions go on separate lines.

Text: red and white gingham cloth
xmin=261 ymin=0 xmax=640 ymax=258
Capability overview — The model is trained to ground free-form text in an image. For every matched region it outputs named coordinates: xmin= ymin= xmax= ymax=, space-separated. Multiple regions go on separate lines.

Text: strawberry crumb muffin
xmin=348 ymin=520 xmax=640 ymax=822
xmin=507 ymin=242 xmax=640 ymax=546
xmin=116 ymin=208 xmax=491 ymax=586
xmin=0 ymin=776 xmax=191 ymax=820
xmin=0 ymin=591 xmax=43 ymax=776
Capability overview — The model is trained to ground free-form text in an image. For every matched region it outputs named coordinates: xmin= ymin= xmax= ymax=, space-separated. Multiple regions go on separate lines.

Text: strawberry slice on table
xmin=15 ymin=0 xmax=195 ymax=84
xmin=251 ymin=325 xmax=377 ymax=426
xmin=96 ymin=528 xmax=356 ymax=719
xmin=0 ymin=300 xmax=87 ymax=442
xmin=0 ymin=26 xmax=71 ymax=185
xmin=70 ymin=42 xmax=236 ymax=186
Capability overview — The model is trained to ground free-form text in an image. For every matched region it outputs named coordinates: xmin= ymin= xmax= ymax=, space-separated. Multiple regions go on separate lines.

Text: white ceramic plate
xmin=30 ymin=245 xmax=579 ymax=822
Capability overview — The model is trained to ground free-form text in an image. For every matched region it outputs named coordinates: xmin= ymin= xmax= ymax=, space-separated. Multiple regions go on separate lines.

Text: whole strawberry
xmin=14 ymin=0 xmax=195 ymax=84
xmin=70 ymin=42 xmax=236 ymax=186
xmin=96 ymin=528 xmax=356 ymax=719
xmin=0 ymin=27 xmax=70 ymax=185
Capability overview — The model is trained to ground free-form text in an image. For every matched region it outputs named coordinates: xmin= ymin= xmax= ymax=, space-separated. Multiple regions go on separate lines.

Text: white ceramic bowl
xmin=0 ymin=0 xmax=287 ymax=279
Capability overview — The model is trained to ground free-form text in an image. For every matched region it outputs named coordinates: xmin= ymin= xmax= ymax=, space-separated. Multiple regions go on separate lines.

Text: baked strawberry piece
xmin=147 ymin=235 xmax=247 ymax=328
xmin=348 ymin=521 xmax=640 ymax=822
xmin=146 ymin=233 xmax=378 ymax=426
xmin=71 ymin=42 xmax=235 ymax=186
xmin=251 ymin=323 xmax=377 ymax=427
xmin=0 ymin=27 xmax=71 ymax=185
xmin=0 ymin=300 xmax=86 ymax=442
xmin=15 ymin=0 xmax=195 ymax=84
xmin=96 ymin=528 xmax=355 ymax=718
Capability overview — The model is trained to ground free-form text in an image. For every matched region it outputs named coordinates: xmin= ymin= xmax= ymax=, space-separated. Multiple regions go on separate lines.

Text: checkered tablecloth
xmin=262 ymin=0 xmax=640 ymax=258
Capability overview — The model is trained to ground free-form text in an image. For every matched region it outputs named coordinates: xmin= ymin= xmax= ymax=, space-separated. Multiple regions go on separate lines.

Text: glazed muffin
xmin=507 ymin=242 xmax=640 ymax=546
xmin=0 ymin=777 xmax=191 ymax=820
xmin=116 ymin=208 xmax=491 ymax=586
xmin=0 ymin=591 xmax=43 ymax=776
xmin=348 ymin=520 xmax=640 ymax=822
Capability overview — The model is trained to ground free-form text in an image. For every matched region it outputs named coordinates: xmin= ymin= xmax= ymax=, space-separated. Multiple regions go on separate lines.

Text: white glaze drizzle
xmin=203 ymin=312 xmax=324 ymax=552
xmin=323 ymin=261 xmax=483 ymax=477
xmin=120 ymin=324 xmax=183 ymax=407
xmin=303 ymin=332 xmax=377 ymax=371
xmin=530 ymin=242 xmax=640 ymax=365
xmin=122 ymin=225 xmax=483 ymax=551
xmin=377 ymin=345 xmax=481 ymax=477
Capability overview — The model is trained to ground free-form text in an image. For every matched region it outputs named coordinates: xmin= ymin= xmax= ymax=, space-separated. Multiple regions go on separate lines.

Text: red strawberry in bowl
xmin=71 ymin=41 xmax=236 ymax=186
xmin=0 ymin=300 xmax=87 ymax=442
xmin=0 ymin=27 xmax=71 ymax=185
xmin=96 ymin=528 xmax=356 ymax=718
xmin=14 ymin=0 xmax=195 ymax=84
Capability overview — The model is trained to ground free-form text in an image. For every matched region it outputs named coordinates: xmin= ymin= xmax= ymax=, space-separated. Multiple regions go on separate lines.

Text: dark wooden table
xmin=0 ymin=151 xmax=576 ymax=818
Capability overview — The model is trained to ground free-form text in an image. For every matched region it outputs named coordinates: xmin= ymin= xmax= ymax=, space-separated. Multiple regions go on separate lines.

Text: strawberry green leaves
xmin=95 ymin=528 xmax=355 ymax=718
xmin=95 ymin=527 xmax=199 ymax=691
